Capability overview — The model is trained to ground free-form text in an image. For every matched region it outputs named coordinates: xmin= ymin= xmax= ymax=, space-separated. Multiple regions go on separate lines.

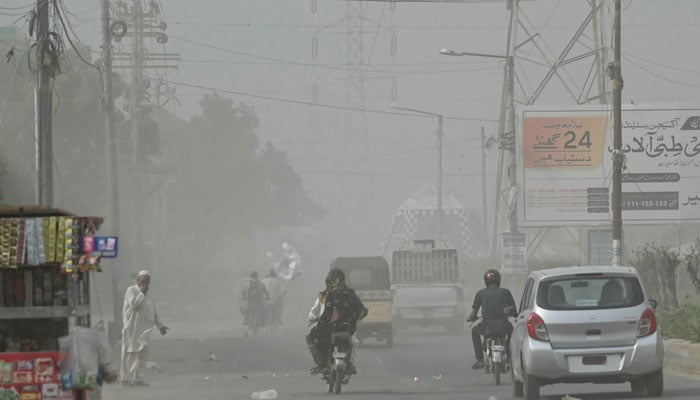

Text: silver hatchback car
xmin=511 ymin=266 xmax=663 ymax=400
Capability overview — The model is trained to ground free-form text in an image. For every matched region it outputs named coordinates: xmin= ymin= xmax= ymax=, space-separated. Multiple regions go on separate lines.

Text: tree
xmin=0 ymin=39 xmax=126 ymax=214
xmin=163 ymin=93 xmax=323 ymax=273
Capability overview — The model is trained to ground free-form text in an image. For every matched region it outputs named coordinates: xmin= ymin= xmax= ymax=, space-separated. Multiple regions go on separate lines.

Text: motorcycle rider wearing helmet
xmin=306 ymin=268 xmax=368 ymax=375
xmin=466 ymin=269 xmax=517 ymax=370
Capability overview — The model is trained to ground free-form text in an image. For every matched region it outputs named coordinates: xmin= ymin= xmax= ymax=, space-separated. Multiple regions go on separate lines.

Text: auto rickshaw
xmin=331 ymin=256 xmax=393 ymax=347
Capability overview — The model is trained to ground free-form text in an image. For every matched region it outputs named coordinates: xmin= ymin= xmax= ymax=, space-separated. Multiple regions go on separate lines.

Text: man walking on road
xmin=120 ymin=270 xmax=169 ymax=386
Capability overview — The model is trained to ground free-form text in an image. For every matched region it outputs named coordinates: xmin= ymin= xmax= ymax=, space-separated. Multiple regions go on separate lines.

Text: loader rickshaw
xmin=331 ymin=256 xmax=393 ymax=347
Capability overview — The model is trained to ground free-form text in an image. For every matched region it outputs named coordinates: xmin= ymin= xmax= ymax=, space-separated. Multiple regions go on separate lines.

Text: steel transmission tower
xmin=313 ymin=1 xmax=395 ymax=252
xmin=492 ymin=0 xmax=611 ymax=261
xmin=341 ymin=1 xmax=374 ymax=250
xmin=366 ymin=0 xmax=611 ymax=260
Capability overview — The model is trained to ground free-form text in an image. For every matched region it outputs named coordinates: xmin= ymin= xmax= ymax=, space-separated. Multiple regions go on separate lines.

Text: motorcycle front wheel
xmin=328 ymin=369 xmax=342 ymax=394
xmin=493 ymin=361 xmax=501 ymax=385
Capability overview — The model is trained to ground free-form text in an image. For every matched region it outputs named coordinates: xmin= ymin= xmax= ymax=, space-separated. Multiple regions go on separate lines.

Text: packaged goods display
xmin=0 ymin=208 xmax=105 ymax=400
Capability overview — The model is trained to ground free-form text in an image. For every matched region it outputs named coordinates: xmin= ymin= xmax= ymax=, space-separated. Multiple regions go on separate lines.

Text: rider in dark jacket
xmin=466 ymin=269 xmax=517 ymax=370
xmin=306 ymin=268 xmax=367 ymax=375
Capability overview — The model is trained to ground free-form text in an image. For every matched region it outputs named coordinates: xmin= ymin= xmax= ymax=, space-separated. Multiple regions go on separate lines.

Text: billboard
xmin=517 ymin=106 xmax=700 ymax=226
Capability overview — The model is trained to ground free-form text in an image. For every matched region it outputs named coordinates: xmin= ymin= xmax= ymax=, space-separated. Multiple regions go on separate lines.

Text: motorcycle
xmin=242 ymin=302 xmax=268 ymax=337
xmin=469 ymin=317 xmax=512 ymax=386
xmin=483 ymin=330 xmax=510 ymax=385
xmin=324 ymin=322 xmax=353 ymax=394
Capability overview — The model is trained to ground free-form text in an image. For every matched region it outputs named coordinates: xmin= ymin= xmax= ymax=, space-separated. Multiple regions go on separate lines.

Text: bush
xmin=656 ymin=304 xmax=700 ymax=343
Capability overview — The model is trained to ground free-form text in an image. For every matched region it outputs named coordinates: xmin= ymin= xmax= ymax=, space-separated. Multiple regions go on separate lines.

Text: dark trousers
xmin=306 ymin=325 xmax=329 ymax=367
xmin=471 ymin=320 xmax=512 ymax=361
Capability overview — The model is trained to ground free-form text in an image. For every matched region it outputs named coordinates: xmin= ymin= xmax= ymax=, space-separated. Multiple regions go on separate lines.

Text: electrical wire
xmin=624 ymin=55 xmax=700 ymax=88
xmin=0 ymin=61 xmax=19 ymax=126
xmin=367 ymin=2 xmax=386 ymax=66
xmin=168 ymin=80 xmax=498 ymax=122
xmin=170 ymin=35 xmax=501 ymax=75
xmin=54 ymin=0 xmax=97 ymax=69
xmin=0 ymin=3 xmax=34 ymax=11
xmin=623 ymin=52 xmax=700 ymax=75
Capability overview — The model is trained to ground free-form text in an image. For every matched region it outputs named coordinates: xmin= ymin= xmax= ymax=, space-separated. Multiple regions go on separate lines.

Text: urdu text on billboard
xmin=517 ymin=106 xmax=700 ymax=226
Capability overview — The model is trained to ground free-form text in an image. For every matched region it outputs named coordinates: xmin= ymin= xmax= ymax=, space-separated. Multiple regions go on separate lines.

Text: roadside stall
xmin=0 ymin=206 xmax=107 ymax=400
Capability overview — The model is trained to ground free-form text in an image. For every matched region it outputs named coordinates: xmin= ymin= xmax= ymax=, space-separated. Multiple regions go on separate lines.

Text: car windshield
xmin=536 ymin=276 xmax=644 ymax=310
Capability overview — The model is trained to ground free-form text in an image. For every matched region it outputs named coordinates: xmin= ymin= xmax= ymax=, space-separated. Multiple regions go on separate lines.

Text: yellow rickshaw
xmin=331 ymin=256 xmax=393 ymax=347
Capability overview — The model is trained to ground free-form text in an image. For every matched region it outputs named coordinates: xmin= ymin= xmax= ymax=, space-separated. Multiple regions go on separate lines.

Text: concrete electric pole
xmin=612 ymin=0 xmax=623 ymax=266
xmin=481 ymin=126 xmax=488 ymax=239
xmin=35 ymin=0 xmax=54 ymax=206
xmin=101 ymin=0 xmax=124 ymax=341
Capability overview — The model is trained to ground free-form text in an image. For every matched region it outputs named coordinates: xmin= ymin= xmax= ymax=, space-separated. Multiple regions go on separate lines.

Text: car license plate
xmin=582 ymin=355 xmax=607 ymax=365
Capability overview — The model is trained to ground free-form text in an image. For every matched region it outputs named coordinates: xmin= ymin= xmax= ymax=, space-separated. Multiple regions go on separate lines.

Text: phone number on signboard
xmin=622 ymin=200 xmax=675 ymax=210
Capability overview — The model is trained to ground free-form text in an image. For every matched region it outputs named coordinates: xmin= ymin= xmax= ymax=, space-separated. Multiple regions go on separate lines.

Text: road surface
xmin=102 ymin=313 xmax=700 ymax=400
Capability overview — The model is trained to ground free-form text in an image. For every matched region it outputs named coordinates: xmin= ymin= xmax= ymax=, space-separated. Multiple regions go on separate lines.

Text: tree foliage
xmin=1 ymin=39 xmax=323 ymax=273
xmin=163 ymin=93 xmax=324 ymax=267
xmin=630 ymin=243 xmax=680 ymax=308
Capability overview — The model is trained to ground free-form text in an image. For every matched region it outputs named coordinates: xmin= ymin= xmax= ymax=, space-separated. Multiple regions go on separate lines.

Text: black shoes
xmin=471 ymin=360 xmax=485 ymax=370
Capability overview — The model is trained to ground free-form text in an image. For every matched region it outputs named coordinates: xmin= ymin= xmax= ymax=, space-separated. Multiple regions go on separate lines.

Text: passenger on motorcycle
xmin=466 ymin=269 xmax=517 ymax=370
xmin=306 ymin=268 xmax=368 ymax=376
xmin=241 ymin=271 xmax=271 ymax=327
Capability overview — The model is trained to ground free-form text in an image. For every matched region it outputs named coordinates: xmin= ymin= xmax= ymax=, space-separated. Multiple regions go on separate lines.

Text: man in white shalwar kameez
xmin=120 ymin=270 xmax=168 ymax=386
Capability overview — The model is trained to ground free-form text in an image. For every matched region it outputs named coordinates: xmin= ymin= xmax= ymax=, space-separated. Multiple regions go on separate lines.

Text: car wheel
xmin=512 ymin=366 xmax=523 ymax=397
xmin=523 ymin=367 xmax=540 ymax=400
xmin=630 ymin=378 xmax=646 ymax=395
xmin=646 ymin=369 xmax=663 ymax=397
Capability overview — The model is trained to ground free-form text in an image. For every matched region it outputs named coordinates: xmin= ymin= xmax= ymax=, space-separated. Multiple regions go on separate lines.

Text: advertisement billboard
xmin=518 ymin=106 xmax=700 ymax=226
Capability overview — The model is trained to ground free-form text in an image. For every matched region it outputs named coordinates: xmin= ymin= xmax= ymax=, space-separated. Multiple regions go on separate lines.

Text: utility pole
xmin=481 ymin=126 xmax=488 ymax=239
xmin=390 ymin=105 xmax=444 ymax=236
xmin=111 ymin=0 xmax=178 ymax=278
xmin=35 ymin=0 xmax=53 ymax=206
xmin=612 ymin=0 xmax=623 ymax=266
xmin=437 ymin=114 xmax=443 ymax=236
xmin=101 ymin=0 xmax=123 ymax=340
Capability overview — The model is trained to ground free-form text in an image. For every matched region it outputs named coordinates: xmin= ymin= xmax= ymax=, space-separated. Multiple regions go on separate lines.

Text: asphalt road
xmin=101 ymin=316 xmax=700 ymax=400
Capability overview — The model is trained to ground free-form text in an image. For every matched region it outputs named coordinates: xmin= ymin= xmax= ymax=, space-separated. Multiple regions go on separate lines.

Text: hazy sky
xmin=2 ymin=0 xmax=700 ymax=253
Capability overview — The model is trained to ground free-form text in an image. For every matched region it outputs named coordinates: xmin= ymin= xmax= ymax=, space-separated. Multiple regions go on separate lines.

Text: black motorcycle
xmin=325 ymin=322 xmax=353 ymax=394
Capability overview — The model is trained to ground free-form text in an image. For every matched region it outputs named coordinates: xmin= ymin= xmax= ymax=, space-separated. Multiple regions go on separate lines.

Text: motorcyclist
xmin=306 ymin=268 xmax=367 ymax=375
xmin=241 ymin=271 xmax=271 ymax=328
xmin=262 ymin=269 xmax=286 ymax=328
xmin=466 ymin=269 xmax=517 ymax=370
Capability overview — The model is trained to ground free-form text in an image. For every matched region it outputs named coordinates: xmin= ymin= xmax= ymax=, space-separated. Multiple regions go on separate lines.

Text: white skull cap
xmin=138 ymin=270 xmax=150 ymax=277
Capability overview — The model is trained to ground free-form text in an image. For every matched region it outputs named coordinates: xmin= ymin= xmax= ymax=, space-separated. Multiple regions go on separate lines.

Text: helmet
xmin=483 ymin=269 xmax=501 ymax=287
xmin=325 ymin=268 xmax=345 ymax=288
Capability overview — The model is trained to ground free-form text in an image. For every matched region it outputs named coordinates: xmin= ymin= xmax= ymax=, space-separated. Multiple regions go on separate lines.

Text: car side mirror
xmin=648 ymin=299 xmax=657 ymax=310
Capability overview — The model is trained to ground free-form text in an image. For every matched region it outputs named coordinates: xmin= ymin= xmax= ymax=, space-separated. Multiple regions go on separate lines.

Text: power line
xmin=172 ymin=21 xmax=700 ymax=29
xmin=0 ymin=3 xmax=34 ymax=11
xmin=296 ymin=169 xmax=496 ymax=178
xmin=170 ymin=35 xmax=501 ymax=75
xmin=623 ymin=52 xmax=700 ymax=75
xmin=624 ymin=55 xmax=700 ymax=88
xmin=176 ymin=58 xmax=499 ymax=74
xmin=168 ymin=80 xmax=499 ymax=122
